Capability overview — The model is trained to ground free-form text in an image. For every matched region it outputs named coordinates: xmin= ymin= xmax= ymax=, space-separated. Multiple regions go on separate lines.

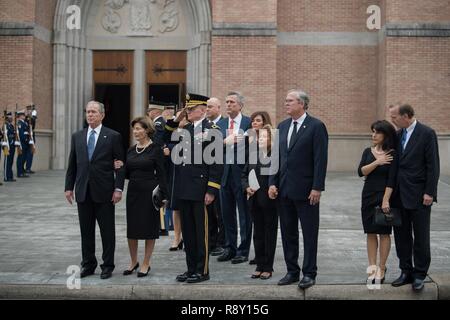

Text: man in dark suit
xmin=65 ymin=101 xmax=125 ymax=280
xmin=206 ymin=97 xmax=226 ymax=256
xmin=389 ymin=104 xmax=440 ymax=291
xmin=269 ymin=89 xmax=328 ymax=289
xmin=217 ymin=92 xmax=252 ymax=264
xmin=164 ymin=93 xmax=223 ymax=283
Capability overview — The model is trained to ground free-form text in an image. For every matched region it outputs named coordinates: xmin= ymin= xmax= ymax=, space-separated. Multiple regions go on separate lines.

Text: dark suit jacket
xmin=217 ymin=115 xmax=252 ymax=186
xmin=395 ymin=121 xmax=440 ymax=210
xmin=65 ymin=126 xmax=126 ymax=203
xmin=269 ymin=114 xmax=328 ymax=201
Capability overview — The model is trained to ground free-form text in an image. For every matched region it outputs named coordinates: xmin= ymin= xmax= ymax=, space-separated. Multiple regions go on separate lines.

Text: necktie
xmin=87 ymin=130 xmax=96 ymax=161
xmin=401 ymin=128 xmax=407 ymax=150
xmin=230 ymin=119 xmax=235 ymax=130
xmin=289 ymin=121 xmax=298 ymax=149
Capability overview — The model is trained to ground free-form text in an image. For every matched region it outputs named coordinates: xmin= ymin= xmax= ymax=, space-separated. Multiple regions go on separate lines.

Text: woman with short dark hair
xmin=121 ymin=116 xmax=168 ymax=277
xmin=358 ymin=120 xmax=398 ymax=284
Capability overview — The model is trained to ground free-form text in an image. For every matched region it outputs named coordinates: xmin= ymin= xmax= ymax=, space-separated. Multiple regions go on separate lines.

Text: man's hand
xmin=65 ymin=190 xmax=74 ymax=205
xmin=163 ymin=147 xmax=170 ymax=157
xmin=423 ymin=194 xmax=433 ymax=206
xmin=112 ymin=191 xmax=122 ymax=204
xmin=308 ymin=190 xmax=321 ymax=206
xmin=268 ymin=185 xmax=278 ymax=199
xmin=175 ymin=108 xmax=187 ymax=122
xmin=114 ymin=159 xmax=124 ymax=170
xmin=246 ymin=187 xmax=255 ymax=198
xmin=205 ymin=193 xmax=215 ymax=206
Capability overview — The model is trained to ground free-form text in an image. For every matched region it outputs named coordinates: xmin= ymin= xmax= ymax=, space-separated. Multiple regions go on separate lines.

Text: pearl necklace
xmin=136 ymin=141 xmax=151 ymax=154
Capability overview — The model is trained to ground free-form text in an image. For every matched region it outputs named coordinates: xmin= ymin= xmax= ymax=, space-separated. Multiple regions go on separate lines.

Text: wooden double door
xmin=93 ymin=50 xmax=186 ymax=149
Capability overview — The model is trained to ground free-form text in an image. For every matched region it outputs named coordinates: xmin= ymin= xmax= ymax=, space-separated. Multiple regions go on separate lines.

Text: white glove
xmin=29 ymin=140 xmax=34 ymax=145
xmin=1 ymin=142 xmax=8 ymax=147
xmin=15 ymin=141 xmax=21 ymax=147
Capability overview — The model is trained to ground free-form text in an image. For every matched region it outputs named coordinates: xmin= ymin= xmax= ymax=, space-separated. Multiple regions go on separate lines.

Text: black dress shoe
xmin=277 ymin=273 xmax=299 ymax=286
xmin=412 ymin=278 xmax=425 ymax=291
xmin=176 ymin=271 xmax=191 ymax=282
xmin=80 ymin=267 xmax=96 ymax=278
xmin=100 ymin=270 xmax=113 ymax=279
xmin=137 ymin=266 xmax=151 ymax=278
xmin=298 ymin=276 xmax=316 ymax=289
xmin=231 ymin=256 xmax=248 ymax=264
xmin=4 ymin=179 xmax=16 ymax=182
xmin=17 ymin=174 xmax=29 ymax=178
xmin=217 ymin=249 xmax=235 ymax=262
xmin=391 ymin=272 xmax=413 ymax=287
xmin=210 ymin=247 xmax=224 ymax=256
xmin=26 ymin=170 xmax=35 ymax=174
xmin=123 ymin=262 xmax=139 ymax=276
xmin=251 ymin=271 xmax=262 ymax=279
xmin=186 ymin=273 xmax=210 ymax=283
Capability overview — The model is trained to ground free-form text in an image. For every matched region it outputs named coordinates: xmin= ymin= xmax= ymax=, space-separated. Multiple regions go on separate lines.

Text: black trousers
xmin=250 ymin=195 xmax=278 ymax=272
xmin=179 ymin=199 xmax=209 ymax=275
xmin=207 ymin=197 xmax=225 ymax=250
xmin=279 ymin=198 xmax=319 ymax=278
xmin=77 ymin=188 xmax=115 ymax=271
xmin=394 ymin=205 xmax=431 ymax=280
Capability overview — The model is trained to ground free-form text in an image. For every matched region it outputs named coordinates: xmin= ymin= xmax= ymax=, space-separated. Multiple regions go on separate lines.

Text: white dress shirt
xmin=229 ymin=112 xmax=243 ymax=135
xmin=287 ymin=113 xmax=307 ymax=147
xmin=403 ymin=119 xmax=417 ymax=149
xmin=87 ymin=124 xmax=102 ymax=148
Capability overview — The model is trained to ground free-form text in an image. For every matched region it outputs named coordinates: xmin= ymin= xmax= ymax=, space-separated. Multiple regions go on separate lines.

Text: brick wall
xmin=387 ymin=0 xmax=450 ymax=23
xmin=0 ymin=0 xmax=35 ymax=23
xmin=211 ymin=36 xmax=277 ymax=123
xmin=212 ymin=0 xmax=277 ymax=23
xmin=277 ymin=0 xmax=380 ymax=32
xmin=0 ymin=36 xmax=34 ymax=110
xmin=277 ymin=46 xmax=378 ymax=134
xmin=35 ymin=0 xmax=57 ymax=30
xmin=384 ymin=37 xmax=450 ymax=133
xmin=32 ymin=38 xmax=52 ymax=130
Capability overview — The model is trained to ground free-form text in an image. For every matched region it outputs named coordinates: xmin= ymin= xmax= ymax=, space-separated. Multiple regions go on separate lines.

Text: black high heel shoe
xmin=169 ymin=239 xmax=183 ymax=251
xmin=137 ymin=266 xmax=151 ymax=278
xmin=123 ymin=262 xmax=139 ymax=276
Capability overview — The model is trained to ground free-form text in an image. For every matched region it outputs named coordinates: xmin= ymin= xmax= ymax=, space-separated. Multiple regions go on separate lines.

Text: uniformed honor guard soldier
xmin=164 ymin=93 xmax=223 ymax=283
xmin=2 ymin=112 xmax=16 ymax=182
xmin=147 ymin=101 xmax=172 ymax=236
xmin=147 ymin=101 xmax=168 ymax=148
xmin=16 ymin=110 xmax=31 ymax=178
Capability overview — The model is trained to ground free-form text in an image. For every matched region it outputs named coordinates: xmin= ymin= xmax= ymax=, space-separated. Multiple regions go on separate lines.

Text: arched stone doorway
xmin=52 ymin=0 xmax=211 ymax=169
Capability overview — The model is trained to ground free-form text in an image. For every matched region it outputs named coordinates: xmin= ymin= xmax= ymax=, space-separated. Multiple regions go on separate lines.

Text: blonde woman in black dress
xmin=358 ymin=120 xmax=398 ymax=284
xmin=120 ymin=117 xmax=168 ymax=277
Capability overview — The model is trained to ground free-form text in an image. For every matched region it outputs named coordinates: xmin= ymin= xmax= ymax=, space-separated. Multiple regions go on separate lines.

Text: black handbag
xmin=374 ymin=206 xmax=402 ymax=227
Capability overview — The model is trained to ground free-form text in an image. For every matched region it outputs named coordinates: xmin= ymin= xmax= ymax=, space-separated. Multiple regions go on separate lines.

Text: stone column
xmin=133 ymin=49 xmax=146 ymax=119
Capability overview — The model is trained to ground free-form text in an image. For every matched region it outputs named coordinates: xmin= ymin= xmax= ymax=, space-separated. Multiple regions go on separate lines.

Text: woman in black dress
xmin=242 ymin=125 xmax=278 ymax=280
xmin=122 ymin=117 xmax=168 ymax=277
xmin=358 ymin=120 xmax=397 ymax=284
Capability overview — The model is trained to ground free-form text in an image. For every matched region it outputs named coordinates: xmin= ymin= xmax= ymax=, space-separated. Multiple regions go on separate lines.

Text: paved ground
xmin=0 ymin=170 xmax=449 ymax=299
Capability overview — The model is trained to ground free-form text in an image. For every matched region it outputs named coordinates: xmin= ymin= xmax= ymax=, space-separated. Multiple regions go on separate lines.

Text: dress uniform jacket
xmin=164 ymin=118 xmax=223 ymax=201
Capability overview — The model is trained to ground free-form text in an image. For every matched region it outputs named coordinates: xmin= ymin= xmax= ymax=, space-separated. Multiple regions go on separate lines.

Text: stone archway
xmin=52 ymin=0 xmax=211 ymax=169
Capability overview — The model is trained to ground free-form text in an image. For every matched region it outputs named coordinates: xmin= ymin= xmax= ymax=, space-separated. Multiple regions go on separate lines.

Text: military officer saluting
xmin=3 ymin=112 xmax=16 ymax=182
xmin=164 ymin=93 xmax=223 ymax=283
xmin=16 ymin=110 xmax=31 ymax=178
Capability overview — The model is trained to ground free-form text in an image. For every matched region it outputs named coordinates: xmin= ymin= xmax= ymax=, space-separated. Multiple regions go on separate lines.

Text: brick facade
xmin=0 ymin=0 xmax=449 ymax=171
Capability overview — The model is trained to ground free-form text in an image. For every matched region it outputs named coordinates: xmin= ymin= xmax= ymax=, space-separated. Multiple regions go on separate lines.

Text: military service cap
xmin=185 ymin=93 xmax=209 ymax=108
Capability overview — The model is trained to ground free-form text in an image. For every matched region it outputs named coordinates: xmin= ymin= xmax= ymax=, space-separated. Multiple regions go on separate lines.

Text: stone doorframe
xmin=52 ymin=0 xmax=211 ymax=169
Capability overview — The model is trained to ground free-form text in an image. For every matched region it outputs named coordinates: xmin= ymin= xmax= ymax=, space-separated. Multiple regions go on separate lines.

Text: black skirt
xmin=361 ymin=191 xmax=392 ymax=235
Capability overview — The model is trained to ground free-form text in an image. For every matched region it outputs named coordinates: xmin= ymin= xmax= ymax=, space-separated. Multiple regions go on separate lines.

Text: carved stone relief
xmin=100 ymin=0 xmax=180 ymax=35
